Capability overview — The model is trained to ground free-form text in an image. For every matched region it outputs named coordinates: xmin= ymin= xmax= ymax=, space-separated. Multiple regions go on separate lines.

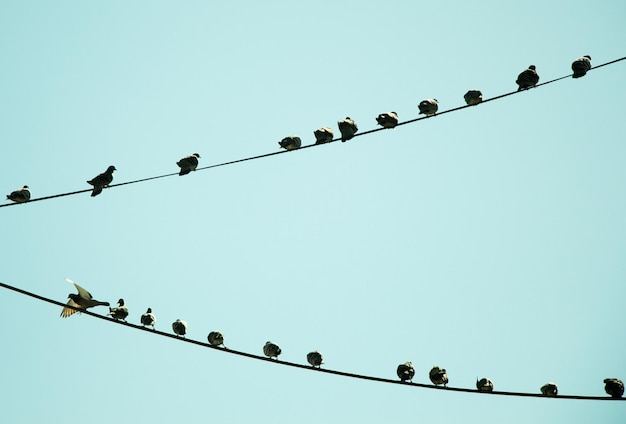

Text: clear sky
xmin=1 ymin=1 xmax=625 ymax=422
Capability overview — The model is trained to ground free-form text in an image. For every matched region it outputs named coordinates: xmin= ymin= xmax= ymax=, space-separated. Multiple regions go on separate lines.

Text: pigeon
xmin=476 ymin=378 xmax=494 ymax=392
xmin=572 ymin=55 xmax=592 ymax=78
xmin=540 ymin=382 xmax=558 ymax=397
xmin=6 ymin=185 xmax=31 ymax=203
xmin=516 ymin=65 xmax=539 ymax=91
xmin=397 ymin=362 xmax=415 ymax=382
xmin=429 ymin=366 xmax=448 ymax=387
xmin=108 ymin=298 xmax=129 ymax=321
xmin=176 ymin=153 xmax=200 ymax=176
xmin=338 ymin=117 xmax=358 ymax=142
xmin=141 ymin=308 xmax=156 ymax=330
xmin=278 ymin=136 xmax=302 ymax=151
xmin=172 ymin=319 xmax=188 ymax=337
xmin=208 ymin=331 xmax=225 ymax=347
xmin=263 ymin=341 xmax=281 ymax=359
xmin=418 ymin=99 xmax=439 ymax=116
xmin=376 ymin=112 xmax=399 ymax=129
xmin=604 ymin=378 xmax=624 ymax=398
xmin=87 ymin=166 xmax=116 ymax=197
xmin=306 ymin=351 xmax=324 ymax=368
xmin=60 ymin=278 xmax=110 ymax=318
xmin=464 ymin=90 xmax=483 ymax=106
xmin=314 ymin=127 xmax=334 ymax=144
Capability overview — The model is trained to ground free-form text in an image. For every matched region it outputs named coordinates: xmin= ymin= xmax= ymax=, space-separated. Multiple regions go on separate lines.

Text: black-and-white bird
xmin=604 ymin=378 xmax=624 ymax=398
xmin=141 ymin=308 xmax=156 ymax=330
xmin=338 ymin=117 xmax=358 ymax=142
xmin=6 ymin=185 xmax=31 ymax=203
xmin=208 ymin=331 xmax=225 ymax=347
xmin=108 ymin=298 xmax=129 ymax=321
xmin=429 ymin=366 xmax=448 ymax=387
xmin=376 ymin=112 xmax=399 ymax=128
xmin=516 ymin=65 xmax=540 ymax=91
xmin=397 ymin=362 xmax=415 ymax=382
xmin=476 ymin=378 xmax=494 ymax=392
xmin=172 ymin=319 xmax=188 ymax=337
xmin=87 ymin=166 xmax=116 ymax=197
xmin=571 ymin=55 xmax=592 ymax=78
xmin=176 ymin=153 xmax=200 ymax=176
xmin=418 ymin=99 xmax=439 ymax=116
xmin=278 ymin=136 xmax=302 ymax=151
xmin=306 ymin=351 xmax=324 ymax=368
xmin=263 ymin=341 xmax=281 ymax=359
xmin=464 ymin=90 xmax=483 ymax=106
xmin=60 ymin=278 xmax=110 ymax=318
xmin=540 ymin=382 xmax=558 ymax=397
xmin=314 ymin=127 xmax=334 ymax=144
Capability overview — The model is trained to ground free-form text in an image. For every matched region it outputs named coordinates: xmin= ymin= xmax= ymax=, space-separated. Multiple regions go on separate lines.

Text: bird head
xmin=117 ymin=298 xmax=124 ymax=306
xmin=584 ymin=55 xmax=591 ymax=60
xmin=107 ymin=166 xmax=117 ymax=172
xmin=193 ymin=153 xmax=201 ymax=158
xmin=23 ymin=185 xmax=29 ymax=189
xmin=146 ymin=307 xmax=152 ymax=313
xmin=529 ymin=65 xmax=536 ymax=70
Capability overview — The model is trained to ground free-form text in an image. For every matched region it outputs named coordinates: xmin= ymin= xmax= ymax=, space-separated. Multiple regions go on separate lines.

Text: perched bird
xmin=571 ymin=55 xmax=592 ymax=78
xmin=464 ymin=90 xmax=483 ymax=106
xmin=376 ymin=112 xmax=399 ymax=129
xmin=60 ymin=278 xmax=110 ymax=318
xmin=516 ymin=65 xmax=539 ymax=91
xmin=87 ymin=166 xmax=116 ymax=197
xmin=6 ymin=185 xmax=31 ymax=203
xmin=429 ymin=366 xmax=448 ymax=386
xmin=140 ymin=308 xmax=156 ymax=330
xmin=604 ymin=378 xmax=624 ymax=398
xmin=263 ymin=341 xmax=282 ymax=359
xmin=172 ymin=319 xmax=188 ymax=337
xmin=208 ymin=331 xmax=225 ymax=347
xmin=306 ymin=351 xmax=324 ymax=368
xmin=108 ymin=298 xmax=129 ymax=321
xmin=418 ymin=99 xmax=439 ymax=116
xmin=314 ymin=127 xmax=334 ymax=144
xmin=338 ymin=117 xmax=358 ymax=142
xmin=476 ymin=378 xmax=494 ymax=392
xmin=278 ymin=136 xmax=302 ymax=151
xmin=397 ymin=362 xmax=415 ymax=382
xmin=176 ymin=153 xmax=200 ymax=176
xmin=540 ymin=382 xmax=558 ymax=397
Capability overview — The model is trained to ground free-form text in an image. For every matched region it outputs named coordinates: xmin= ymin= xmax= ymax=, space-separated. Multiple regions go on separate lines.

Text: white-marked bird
xmin=571 ymin=55 xmax=592 ymax=78
xmin=376 ymin=112 xmax=399 ymax=128
xmin=108 ymin=298 xmax=129 ymax=321
xmin=176 ymin=153 xmax=200 ymax=176
xmin=604 ymin=378 xmax=624 ymax=398
xmin=172 ymin=319 xmax=187 ymax=337
xmin=6 ymin=185 xmax=31 ymax=203
xmin=141 ymin=308 xmax=156 ymax=330
xmin=476 ymin=378 xmax=494 ymax=392
xmin=87 ymin=166 xmax=116 ymax=197
xmin=338 ymin=117 xmax=358 ymax=142
xmin=263 ymin=341 xmax=281 ymax=359
xmin=418 ymin=99 xmax=439 ymax=116
xmin=208 ymin=331 xmax=225 ymax=347
xmin=540 ymin=382 xmax=558 ymax=397
xmin=60 ymin=278 xmax=110 ymax=318
xmin=278 ymin=136 xmax=301 ymax=151
xmin=464 ymin=90 xmax=483 ymax=106
xmin=397 ymin=362 xmax=415 ymax=382
xmin=516 ymin=65 xmax=539 ymax=91
xmin=429 ymin=366 xmax=448 ymax=386
xmin=307 ymin=351 xmax=324 ymax=368
xmin=314 ymin=127 xmax=334 ymax=144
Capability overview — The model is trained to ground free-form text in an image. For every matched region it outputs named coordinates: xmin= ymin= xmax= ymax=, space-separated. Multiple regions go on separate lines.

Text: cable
xmin=1 ymin=281 xmax=623 ymax=401
xmin=2 ymin=57 xmax=624 ymax=209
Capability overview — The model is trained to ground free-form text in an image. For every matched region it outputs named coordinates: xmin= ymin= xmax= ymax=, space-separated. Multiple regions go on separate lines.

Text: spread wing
xmin=65 ymin=277 xmax=93 ymax=300
xmin=60 ymin=298 xmax=82 ymax=318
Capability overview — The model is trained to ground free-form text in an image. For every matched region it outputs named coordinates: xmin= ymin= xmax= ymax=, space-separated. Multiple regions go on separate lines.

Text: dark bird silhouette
xmin=376 ymin=112 xmax=399 ymax=128
xmin=208 ymin=331 xmax=225 ymax=347
xmin=429 ymin=366 xmax=448 ymax=387
xmin=108 ymin=298 xmax=129 ymax=321
xmin=418 ymin=99 xmax=439 ymax=116
xmin=176 ymin=153 xmax=200 ymax=176
xmin=314 ymin=127 xmax=334 ymax=144
xmin=516 ymin=65 xmax=539 ymax=91
xmin=397 ymin=362 xmax=415 ymax=382
xmin=263 ymin=341 xmax=282 ymax=359
xmin=60 ymin=278 xmax=110 ymax=318
xmin=278 ymin=136 xmax=302 ymax=151
xmin=307 ymin=351 xmax=324 ymax=368
xmin=464 ymin=90 xmax=483 ymax=106
xmin=540 ymin=382 xmax=558 ymax=397
xmin=572 ymin=55 xmax=592 ymax=78
xmin=172 ymin=319 xmax=188 ymax=337
xmin=338 ymin=117 xmax=358 ymax=142
xmin=476 ymin=378 xmax=494 ymax=392
xmin=6 ymin=185 xmax=31 ymax=203
xmin=87 ymin=166 xmax=116 ymax=197
xmin=141 ymin=308 xmax=156 ymax=330
xmin=604 ymin=378 xmax=624 ymax=398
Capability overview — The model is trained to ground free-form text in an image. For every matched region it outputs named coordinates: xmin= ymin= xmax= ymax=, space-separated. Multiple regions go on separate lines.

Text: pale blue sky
xmin=1 ymin=1 xmax=625 ymax=423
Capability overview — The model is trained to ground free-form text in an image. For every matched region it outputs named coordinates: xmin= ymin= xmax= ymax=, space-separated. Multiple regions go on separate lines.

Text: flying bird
xmin=604 ymin=378 xmax=624 ymax=398
xmin=418 ymin=99 xmax=439 ymax=116
xmin=476 ymin=378 xmax=494 ymax=392
xmin=108 ymin=298 xmax=129 ymax=321
xmin=208 ymin=331 xmax=225 ymax=347
xmin=6 ymin=185 xmax=31 ymax=203
xmin=464 ymin=90 xmax=483 ymax=106
xmin=141 ymin=308 xmax=156 ymax=330
xmin=429 ymin=366 xmax=448 ymax=387
xmin=306 ymin=351 xmax=324 ymax=368
xmin=263 ymin=341 xmax=282 ymax=359
xmin=278 ymin=136 xmax=302 ymax=151
xmin=397 ymin=362 xmax=415 ymax=382
xmin=516 ymin=65 xmax=539 ymax=91
xmin=172 ymin=319 xmax=188 ymax=337
xmin=176 ymin=153 xmax=200 ymax=176
xmin=314 ymin=127 xmax=334 ymax=144
xmin=571 ymin=55 xmax=592 ymax=78
xmin=60 ymin=278 xmax=110 ymax=318
xmin=87 ymin=166 xmax=116 ymax=197
xmin=540 ymin=382 xmax=558 ymax=397
xmin=338 ymin=117 xmax=358 ymax=142
xmin=376 ymin=112 xmax=399 ymax=128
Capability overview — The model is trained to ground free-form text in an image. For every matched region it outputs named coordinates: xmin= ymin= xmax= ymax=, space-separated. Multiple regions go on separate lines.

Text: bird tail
xmin=98 ymin=301 xmax=111 ymax=307
xmin=179 ymin=169 xmax=190 ymax=176
xmin=91 ymin=186 xmax=103 ymax=197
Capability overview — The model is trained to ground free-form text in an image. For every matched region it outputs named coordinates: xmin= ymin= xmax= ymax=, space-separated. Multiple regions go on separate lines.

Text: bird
xmin=571 ymin=55 xmax=592 ymax=78
xmin=108 ymin=298 xmax=129 ymax=321
xmin=429 ymin=366 xmax=448 ymax=387
xmin=376 ymin=112 xmax=399 ymax=128
xmin=396 ymin=362 xmax=415 ymax=382
xmin=516 ymin=65 xmax=539 ymax=91
xmin=172 ymin=319 xmax=187 ymax=337
xmin=6 ymin=185 xmax=31 ymax=203
xmin=604 ymin=378 xmax=624 ymax=398
xmin=418 ymin=99 xmax=439 ymax=116
xmin=338 ymin=117 xmax=358 ymax=142
xmin=60 ymin=278 xmax=110 ymax=318
xmin=306 ymin=351 xmax=324 ymax=368
xmin=540 ymin=382 xmax=558 ymax=397
xmin=314 ymin=127 xmax=334 ymax=144
xmin=87 ymin=166 xmax=116 ymax=197
xmin=476 ymin=378 xmax=494 ymax=392
xmin=140 ymin=308 xmax=156 ymax=330
xmin=278 ymin=136 xmax=302 ymax=151
xmin=464 ymin=90 xmax=483 ymax=106
xmin=176 ymin=153 xmax=200 ymax=176
xmin=208 ymin=331 xmax=225 ymax=347
xmin=263 ymin=341 xmax=281 ymax=359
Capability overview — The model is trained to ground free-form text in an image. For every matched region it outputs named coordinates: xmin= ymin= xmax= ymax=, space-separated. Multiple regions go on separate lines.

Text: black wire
xmin=2 ymin=57 xmax=624 ymax=209
xmin=0 ymin=281 xmax=622 ymax=401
